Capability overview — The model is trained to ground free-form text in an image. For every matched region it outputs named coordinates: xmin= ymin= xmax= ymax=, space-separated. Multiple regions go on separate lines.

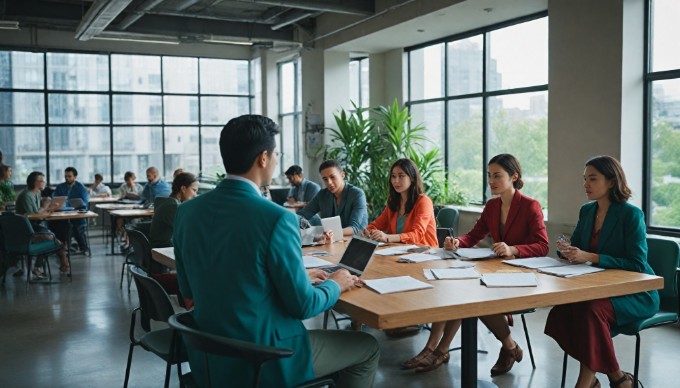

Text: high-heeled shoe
xmin=415 ymin=350 xmax=450 ymax=373
xmin=31 ymin=268 xmax=47 ymax=280
xmin=490 ymin=341 xmax=523 ymax=376
xmin=401 ymin=348 xmax=433 ymax=369
xmin=609 ymin=372 xmax=633 ymax=387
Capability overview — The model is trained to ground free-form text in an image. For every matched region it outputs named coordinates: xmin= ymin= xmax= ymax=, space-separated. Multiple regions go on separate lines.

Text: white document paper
xmin=423 ymin=269 xmax=437 ymax=280
xmin=303 ymin=255 xmax=334 ymax=268
xmin=455 ymin=248 xmax=497 ymax=260
xmin=480 ymin=273 xmax=539 ymax=287
xmin=538 ymin=264 xmax=605 ymax=277
xmin=397 ymin=253 xmax=443 ymax=263
xmin=320 ymin=216 xmax=344 ymax=242
xmin=427 ymin=247 xmax=457 ymax=259
xmin=374 ymin=245 xmax=419 ymax=256
xmin=429 ymin=268 xmax=480 ymax=280
xmin=448 ymin=261 xmax=475 ymax=268
xmin=363 ymin=276 xmax=434 ymax=294
xmin=503 ymin=257 xmax=571 ymax=269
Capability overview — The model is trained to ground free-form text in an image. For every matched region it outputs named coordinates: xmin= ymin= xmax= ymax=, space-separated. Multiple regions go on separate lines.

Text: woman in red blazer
xmin=402 ymin=154 xmax=549 ymax=374
xmin=364 ymin=158 xmax=437 ymax=247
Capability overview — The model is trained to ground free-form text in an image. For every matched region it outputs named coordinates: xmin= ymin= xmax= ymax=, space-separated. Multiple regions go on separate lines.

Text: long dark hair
xmin=585 ymin=155 xmax=631 ymax=203
xmin=488 ymin=154 xmax=524 ymax=190
xmin=171 ymin=172 xmax=197 ymax=197
xmin=387 ymin=158 xmax=424 ymax=214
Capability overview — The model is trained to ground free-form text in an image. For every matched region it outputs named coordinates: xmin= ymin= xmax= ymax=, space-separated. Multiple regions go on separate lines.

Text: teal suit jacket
xmin=570 ymin=201 xmax=659 ymax=329
xmin=174 ymin=178 xmax=341 ymax=387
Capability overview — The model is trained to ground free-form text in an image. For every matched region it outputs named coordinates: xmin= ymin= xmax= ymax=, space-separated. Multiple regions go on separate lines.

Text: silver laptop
xmin=301 ymin=226 xmax=325 ymax=247
xmin=323 ymin=236 xmax=379 ymax=276
xmin=46 ymin=196 xmax=67 ymax=211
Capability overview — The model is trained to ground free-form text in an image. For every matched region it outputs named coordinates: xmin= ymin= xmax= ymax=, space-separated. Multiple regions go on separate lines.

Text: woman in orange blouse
xmin=364 ymin=158 xmax=437 ymax=246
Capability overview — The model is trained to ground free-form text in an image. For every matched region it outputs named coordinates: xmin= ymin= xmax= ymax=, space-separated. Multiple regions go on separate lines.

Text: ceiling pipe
xmin=235 ymin=0 xmax=373 ymax=16
xmin=118 ymin=0 xmax=165 ymax=30
xmin=75 ymin=0 xmax=134 ymax=40
xmin=271 ymin=9 xmax=317 ymax=30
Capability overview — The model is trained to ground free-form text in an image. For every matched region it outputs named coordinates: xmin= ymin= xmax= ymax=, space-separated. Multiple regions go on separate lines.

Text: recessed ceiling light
xmin=417 ymin=29 xmax=425 ymax=33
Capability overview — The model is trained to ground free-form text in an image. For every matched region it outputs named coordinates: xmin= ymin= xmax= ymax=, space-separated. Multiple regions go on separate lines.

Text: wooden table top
xmin=26 ymin=211 xmax=99 ymax=221
xmin=89 ymin=197 xmax=120 ymax=204
xmin=151 ymin=239 xmax=663 ymax=330
xmin=95 ymin=203 xmax=143 ymax=210
xmin=108 ymin=209 xmax=154 ymax=217
xmin=308 ymin=241 xmax=663 ymax=329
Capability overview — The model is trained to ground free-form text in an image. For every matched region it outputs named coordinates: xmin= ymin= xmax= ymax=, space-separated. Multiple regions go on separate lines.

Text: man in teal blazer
xmin=174 ymin=115 xmax=379 ymax=387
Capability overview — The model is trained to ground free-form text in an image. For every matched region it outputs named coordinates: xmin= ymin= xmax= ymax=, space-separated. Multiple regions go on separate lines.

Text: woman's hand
xmin=492 ymin=242 xmax=518 ymax=257
xmin=559 ymin=246 xmax=598 ymax=265
xmin=444 ymin=237 xmax=460 ymax=251
xmin=367 ymin=229 xmax=389 ymax=243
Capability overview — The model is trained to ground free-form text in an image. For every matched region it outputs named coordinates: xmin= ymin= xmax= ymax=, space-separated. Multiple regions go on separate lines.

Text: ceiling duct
xmin=75 ymin=0 xmax=134 ymax=41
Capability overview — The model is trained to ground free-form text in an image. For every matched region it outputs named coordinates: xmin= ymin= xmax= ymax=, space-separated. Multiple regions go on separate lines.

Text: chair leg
xmin=163 ymin=359 xmax=172 ymax=388
xmin=561 ymin=352 xmax=568 ymax=388
xmin=123 ymin=342 xmax=135 ymax=388
xmin=322 ymin=311 xmax=329 ymax=330
xmin=521 ymin=314 xmax=536 ymax=369
xmin=25 ymin=255 xmax=32 ymax=295
xmin=633 ymin=333 xmax=641 ymax=388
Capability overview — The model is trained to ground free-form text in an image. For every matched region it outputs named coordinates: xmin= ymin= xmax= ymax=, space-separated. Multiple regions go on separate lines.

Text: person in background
xmin=89 ymin=173 xmax=112 ymax=197
xmin=119 ymin=171 xmax=143 ymax=200
xmin=15 ymin=171 xmax=70 ymax=276
xmin=174 ymin=115 xmax=379 ymax=387
xmin=51 ymin=167 xmax=90 ymax=255
xmin=0 ymin=165 xmax=16 ymax=206
xmin=285 ymin=165 xmax=320 ymax=208
xmin=173 ymin=168 xmax=184 ymax=178
xmin=402 ymin=154 xmax=549 ymax=374
xmin=545 ymin=156 xmax=659 ymax=388
xmin=297 ymin=160 xmax=368 ymax=236
xmin=141 ymin=166 xmax=171 ymax=205
xmin=149 ymin=172 xmax=198 ymax=248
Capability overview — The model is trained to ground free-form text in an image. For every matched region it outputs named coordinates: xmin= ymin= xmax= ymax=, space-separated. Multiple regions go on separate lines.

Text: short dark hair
xmin=285 ymin=165 xmax=303 ymax=177
xmin=220 ymin=115 xmax=279 ymax=174
xmin=387 ymin=158 xmax=424 ymax=214
xmin=318 ymin=160 xmax=343 ymax=173
xmin=585 ymin=155 xmax=632 ymax=203
xmin=124 ymin=171 xmax=135 ymax=181
xmin=26 ymin=171 xmax=45 ymax=190
xmin=488 ymin=154 xmax=523 ymax=190
xmin=65 ymin=166 xmax=78 ymax=176
xmin=171 ymin=172 xmax=197 ymax=196
xmin=94 ymin=173 xmax=104 ymax=181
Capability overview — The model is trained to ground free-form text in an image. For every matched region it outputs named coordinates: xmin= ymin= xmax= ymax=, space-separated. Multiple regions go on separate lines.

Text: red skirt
xmin=544 ymin=298 xmax=619 ymax=373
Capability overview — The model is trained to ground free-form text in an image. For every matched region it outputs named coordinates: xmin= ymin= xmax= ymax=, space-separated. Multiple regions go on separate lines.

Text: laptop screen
xmin=339 ymin=236 xmax=379 ymax=272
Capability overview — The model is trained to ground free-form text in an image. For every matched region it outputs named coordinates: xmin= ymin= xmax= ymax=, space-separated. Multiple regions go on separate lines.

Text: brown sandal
xmin=415 ymin=350 xmax=450 ymax=373
xmin=400 ymin=348 xmax=433 ymax=369
xmin=610 ymin=372 xmax=633 ymax=387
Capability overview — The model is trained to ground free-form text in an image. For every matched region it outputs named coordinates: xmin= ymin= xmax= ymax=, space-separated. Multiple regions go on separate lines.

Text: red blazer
xmin=366 ymin=194 xmax=438 ymax=247
xmin=458 ymin=190 xmax=549 ymax=258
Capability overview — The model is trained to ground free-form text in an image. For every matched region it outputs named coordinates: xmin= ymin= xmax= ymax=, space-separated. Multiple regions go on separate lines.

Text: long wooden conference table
xmin=152 ymin=239 xmax=663 ymax=388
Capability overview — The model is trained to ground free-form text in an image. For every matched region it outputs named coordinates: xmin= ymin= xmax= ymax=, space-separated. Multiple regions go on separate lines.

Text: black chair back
xmin=168 ymin=311 xmax=294 ymax=388
xmin=127 ymin=228 xmax=161 ymax=274
xmin=129 ymin=266 xmax=176 ymax=332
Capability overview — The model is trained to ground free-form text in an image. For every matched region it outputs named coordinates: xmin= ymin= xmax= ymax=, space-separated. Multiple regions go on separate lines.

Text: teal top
xmin=15 ymin=189 xmax=40 ymax=215
xmin=173 ymin=178 xmax=341 ymax=387
xmin=570 ymin=201 xmax=659 ymax=331
xmin=396 ymin=214 xmax=407 ymax=234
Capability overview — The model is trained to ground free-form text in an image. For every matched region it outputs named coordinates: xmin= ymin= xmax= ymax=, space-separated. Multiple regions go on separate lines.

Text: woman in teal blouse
xmin=545 ymin=156 xmax=659 ymax=388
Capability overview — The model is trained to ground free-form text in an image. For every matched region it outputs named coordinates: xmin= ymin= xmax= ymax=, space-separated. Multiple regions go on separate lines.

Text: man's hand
xmin=307 ymin=269 xmax=328 ymax=283
xmin=444 ymin=237 xmax=460 ymax=251
xmin=328 ymin=269 xmax=360 ymax=293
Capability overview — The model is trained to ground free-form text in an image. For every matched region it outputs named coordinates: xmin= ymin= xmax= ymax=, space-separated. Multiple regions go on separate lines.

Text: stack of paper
xmin=480 ymin=273 xmax=539 ymax=287
xmin=363 ymin=276 xmax=434 ymax=294
xmin=397 ymin=253 xmax=443 ymax=263
xmin=503 ymin=257 xmax=571 ymax=269
xmin=424 ymin=268 xmax=480 ymax=280
xmin=448 ymin=261 xmax=475 ymax=268
xmin=427 ymin=247 xmax=457 ymax=259
xmin=303 ymin=255 xmax=334 ymax=268
xmin=455 ymin=248 xmax=497 ymax=260
xmin=538 ymin=264 xmax=604 ymax=277
xmin=375 ymin=245 xmax=419 ymax=256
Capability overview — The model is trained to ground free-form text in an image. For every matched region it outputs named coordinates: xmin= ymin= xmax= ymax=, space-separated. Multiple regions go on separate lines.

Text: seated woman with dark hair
xmin=148 ymin=172 xmax=198 ymax=308
xmin=15 ymin=171 xmax=70 ymax=277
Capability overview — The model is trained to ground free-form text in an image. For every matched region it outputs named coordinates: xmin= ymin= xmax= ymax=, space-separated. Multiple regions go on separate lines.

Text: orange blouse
xmin=366 ymin=194 xmax=438 ymax=247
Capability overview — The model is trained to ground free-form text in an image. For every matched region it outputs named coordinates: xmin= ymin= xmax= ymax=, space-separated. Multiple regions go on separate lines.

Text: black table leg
xmin=461 ymin=317 xmax=496 ymax=388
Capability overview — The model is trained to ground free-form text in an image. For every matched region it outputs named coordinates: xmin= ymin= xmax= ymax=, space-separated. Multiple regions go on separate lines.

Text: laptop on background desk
xmin=323 ymin=236 xmax=379 ymax=276
xmin=46 ymin=196 xmax=67 ymax=212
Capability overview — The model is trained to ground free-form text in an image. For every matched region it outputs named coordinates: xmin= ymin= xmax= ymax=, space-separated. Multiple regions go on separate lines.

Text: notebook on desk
xmin=322 ymin=236 xmax=379 ymax=276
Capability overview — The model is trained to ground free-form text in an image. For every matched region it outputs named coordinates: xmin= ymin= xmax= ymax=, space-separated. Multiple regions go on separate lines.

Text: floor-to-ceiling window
xmin=645 ymin=0 xmax=680 ymax=234
xmin=349 ymin=57 xmax=369 ymax=110
xmin=406 ymin=13 xmax=548 ymax=207
xmin=278 ymin=58 xmax=302 ymax=176
xmin=0 ymin=50 xmax=252 ymax=185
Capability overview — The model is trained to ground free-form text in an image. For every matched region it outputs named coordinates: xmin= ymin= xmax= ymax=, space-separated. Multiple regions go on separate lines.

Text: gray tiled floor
xmin=1 ymin=236 xmax=679 ymax=387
